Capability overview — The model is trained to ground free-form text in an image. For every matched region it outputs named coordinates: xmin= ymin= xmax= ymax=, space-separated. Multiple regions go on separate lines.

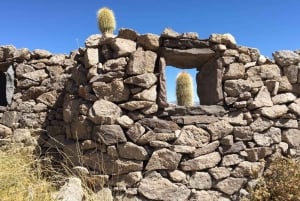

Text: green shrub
xmin=97 ymin=7 xmax=116 ymax=34
xmin=248 ymin=157 xmax=300 ymax=201
xmin=176 ymin=72 xmax=194 ymax=106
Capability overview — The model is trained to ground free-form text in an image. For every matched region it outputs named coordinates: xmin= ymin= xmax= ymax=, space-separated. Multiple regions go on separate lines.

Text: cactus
xmin=176 ymin=72 xmax=194 ymax=106
xmin=97 ymin=7 xmax=116 ymax=34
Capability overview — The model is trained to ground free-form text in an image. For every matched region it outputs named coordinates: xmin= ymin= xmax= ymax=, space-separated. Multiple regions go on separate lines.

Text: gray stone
xmin=192 ymin=141 xmax=220 ymax=158
xmin=157 ymin=57 xmax=168 ymax=108
xmin=222 ymin=56 xmax=236 ymax=65
xmin=138 ymin=172 xmax=191 ymax=201
xmin=277 ymin=76 xmax=293 ymax=92
xmin=223 ymin=63 xmax=245 ymax=80
xmin=209 ymin=167 xmax=230 ymax=180
xmin=258 ymin=105 xmax=289 ymax=119
xmin=102 ymin=57 xmax=128 ymax=72
xmin=83 ymin=152 xmax=143 ymax=175
xmin=207 ymin=120 xmax=233 ymax=141
xmin=55 ymin=177 xmax=83 ymax=201
xmin=248 ymin=86 xmax=273 ymax=109
xmin=118 ymin=28 xmax=139 ymax=41
xmin=118 ymin=142 xmax=149 ymax=160
xmin=126 ymin=123 xmax=145 ymax=143
xmin=48 ymin=54 xmax=66 ymax=65
xmin=161 ymin=47 xmax=215 ymax=68
xmin=196 ymin=58 xmax=224 ymax=105
xmin=88 ymin=100 xmax=121 ymax=125
xmin=272 ymin=92 xmax=296 ymax=104
xmin=168 ymin=170 xmax=187 ymax=183
xmin=174 ymin=125 xmax=210 ymax=147
xmin=36 ymin=90 xmax=58 ymax=107
xmin=181 ymin=152 xmax=221 ymax=171
xmin=274 ymin=118 xmax=298 ymax=128
xmin=209 ymin=33 xmax=237 ymax=47
xmin=0 ymin=124 xmax=12 ymax=138
xmin=110 ymin=38 xmax=136 ymax=58
xmin=124 ymin=73 xmax=157 ymax=88
xmin=93 ymin=125 xmax=126 ymax=145
xmin=138 ymin=118 xmax=180 ymax=132
xmin=224 ymin=79 xmax=251 ymax=97
xmin=137 ymin=34 xmax=160 ymax=51
xmin=89 ymin=71 xmax=125 ymax=83
xmin=289 ymin=101 xmax=300 ymax=116
xmin=161 ymin=28 xmax=181 ymax=38
xmin=233 ymin=126 xmax=253 ymax=141
xmin=220 ymin=135 xmax=234 ymax=145
xmin=238 ymin=53 xmax=252 ymax=64
xmin=85 ymin=34 xmax=101 ymax=47
xmin=246 ymin=147 xmax=273 ymax=162
xmin=0 ymin=111 xmax=20 ymax=128
xmin=273 ymin=50 xmax=300 ymax=66
xmin=119 ymin=101 xmax=154 ymax=111
xmin=15 ymin=64 xmax=35 ymax=78
xmin=283 ymin=64 xmax=299 ymax=83
xmin=92 ymin=79 xmax=130 ymax=102
xmin=282 ymin=129 xmax=300 ymax=148
xmin=231 ymin=161 xmax=264 ymax=178
xmin=137 ymin=131 xmax=177 ymax=145
xmin=84 ymin=48 xmax=98 ymax=67
xmin=171 ymin=115 xmax=219 ymax=125
xmin=32 ymin=49 xmax=51 ymax=58
xmin=117 ymin=115 xmax=134 ymax=128
xmin=171 ymin=145 xmax=196 ymax=154
xmin=13 ymin=48 xmax=30 ymax=61
xmin=220 ymin=141 xmax=246 ymax=154
xmin=22 ymin=69 xmax=48 ymax=82
xmin=146 ymin=148 xmax=182 ymax=170
xmin=189 ymin=172 xmax=212 ymax=190
xmin=215 ymin=177 xmax=246 ymax=195
xmin=109 ymin=171 xmax=142 ymax=188
xmin=221 ymin=154 xmax=244 ymax=166
xmin=150 ymin=141 xmax=172 ymax=148
xmin=250 ymin=117 xmax=273 ymax=132
xmin=132 ymin=85 xmax=157 ymax=101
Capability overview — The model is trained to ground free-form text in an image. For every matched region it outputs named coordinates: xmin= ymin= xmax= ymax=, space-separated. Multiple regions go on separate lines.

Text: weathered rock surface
xmin=189 ymin=172 xmax=212 ymax=190
xmin=146 ymin=148 xmax=182 ymax=170
xmin=173 ymin=125 xmax=210 ymax=147
xmin=138 ymin=172 xmax=191 ymax=201
xmin=181 ymin=152 xmax=221 ymax=171
xmin=127 ymin=49 xmax=157 ymax=75
xmin=215 ymin=177 xmax=246 ymax=195
xmin=93 ymin=125 xmax=126 ymax=145
xmin=273 ymin=50 xmax=300 ymax=66
xmin=207 ymin=120 xmax=233 ymax=140
xmin=88 ymin=100 xmax=121 ymax=125
xmin=118 ymin=142 xmax=149 ymax=160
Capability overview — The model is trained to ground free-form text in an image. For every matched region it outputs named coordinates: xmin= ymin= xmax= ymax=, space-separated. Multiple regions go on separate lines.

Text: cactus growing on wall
xmin=97 ymin=7 xmax=116 ymax=34
xmin=176 ymin=72 xmax=194 ymax=106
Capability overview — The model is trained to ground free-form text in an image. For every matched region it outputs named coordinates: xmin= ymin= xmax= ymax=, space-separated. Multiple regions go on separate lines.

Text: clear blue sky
xmin=1 ymin=0 xmax=299 ymax=103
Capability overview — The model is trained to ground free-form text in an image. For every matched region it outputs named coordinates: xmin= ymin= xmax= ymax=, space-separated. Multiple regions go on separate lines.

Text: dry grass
xmin=0 ymin=147 xmax=56 ymax=201
xmin=247 ymin=156 xmax=300 ymax=201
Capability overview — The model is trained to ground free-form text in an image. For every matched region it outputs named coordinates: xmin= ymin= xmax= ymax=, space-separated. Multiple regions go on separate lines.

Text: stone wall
xmin=1 ymin=28 xmax=300 ymax=200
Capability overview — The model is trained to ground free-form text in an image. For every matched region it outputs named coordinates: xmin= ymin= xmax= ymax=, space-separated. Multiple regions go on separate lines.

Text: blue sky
xmin=1 ymin=0 xmax=299 ymax=103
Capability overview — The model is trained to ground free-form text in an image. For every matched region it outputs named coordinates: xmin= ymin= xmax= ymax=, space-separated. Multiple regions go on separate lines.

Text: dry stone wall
xmin=1 ymin=28 xmax=300 ymax=200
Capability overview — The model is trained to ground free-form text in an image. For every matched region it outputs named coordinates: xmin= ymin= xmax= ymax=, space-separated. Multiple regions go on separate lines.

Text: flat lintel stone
xmin=160 ymin=47 xmax=215 ymax=68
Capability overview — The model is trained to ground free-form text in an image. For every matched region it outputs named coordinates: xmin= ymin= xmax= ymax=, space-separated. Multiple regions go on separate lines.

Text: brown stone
xmin=118 ymin=142 xmax=149 ymax=160
xmin=88 ymin=100 xmax=121 ymax=125
xmin=173 ymin=125 xmax=210 ymax=147
xmin=215 ymin=177 xmax=246 ymax=195
xmin=181 ymin=152 xmax=221 ymax=171
xmin=146 ymin=148 xmax=182 ymax=170
xmin=93 ymin=125 xmax=126 ymax=145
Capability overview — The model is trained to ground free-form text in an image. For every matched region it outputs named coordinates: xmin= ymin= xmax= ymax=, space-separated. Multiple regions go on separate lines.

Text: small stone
xmin=88 ymin=100 xmax=121 ymax=125
xmin=209 ymin=167 xmax=230 ymax=180
xmin=127 ymin=49 xmax=157 ymax=75
xmin=124 ymin=73 xmax=157 ymax=88
xmin=168 ymin=170 xmax=187 ymax=183
xmin=272 ymin=92 xmax=297 ymax=104
xmin=93 ymin=125 xmax=126 ymax=145
xmin=258 ymin=105 xmax=289 ymax=119
xmin=273 ymin=50 xmax=300 ymax=67
xmin=209 ymin=33 xmax=236 ymax=47
xmin=110 ymin=38 xmax=136 ymax=58
xmin=173 ymin=125 xmax=210 ymax=147
xmin=215 ymin=177 xmax=246 ymax=195
xmin=137 ymin=34 xmax=159 ymax=51
xmin=181 ymin=152 xmax=221 ymax=171
xmin=117 ymin=115 xmax=134 ymax=128
xmin=207 ymin=120 xmax=233 ymax=141
xmin=118 ymin=142 xmax=149 ymax=160
xmin=221 ymin=154 xmax=244 ymax=166
xmin=146 ymin=148 xmax=182 ymax=170
xmin=282 ymin=129 xmax=300 ymax=148
xmin=189 ymin=172 xmax=212 ymax=190
xmin=192 ymin=141 xmax=220 ymax=158
xmin=126 ymin=123 xmax=145 ymax=143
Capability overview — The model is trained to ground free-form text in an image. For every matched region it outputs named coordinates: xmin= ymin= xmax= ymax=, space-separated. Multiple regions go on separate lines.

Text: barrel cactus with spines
xmin=97 ymin=7 xmax=116 ymax=34
xmin=176 ymin=72 xmax=194 ymax=106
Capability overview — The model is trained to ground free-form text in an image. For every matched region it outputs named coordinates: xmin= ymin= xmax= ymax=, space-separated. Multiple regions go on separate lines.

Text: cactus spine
xmin=97 ymin=7 xmax=116 ymax=34
xmin=176 ymin=72 xmax=194 ymax=106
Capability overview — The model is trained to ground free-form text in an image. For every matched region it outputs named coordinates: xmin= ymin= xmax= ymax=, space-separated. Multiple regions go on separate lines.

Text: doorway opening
xmin=0 ymin=71 xmax=8 ymax=106
xmin=165 ymin=66 xmax=199 ymax=106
